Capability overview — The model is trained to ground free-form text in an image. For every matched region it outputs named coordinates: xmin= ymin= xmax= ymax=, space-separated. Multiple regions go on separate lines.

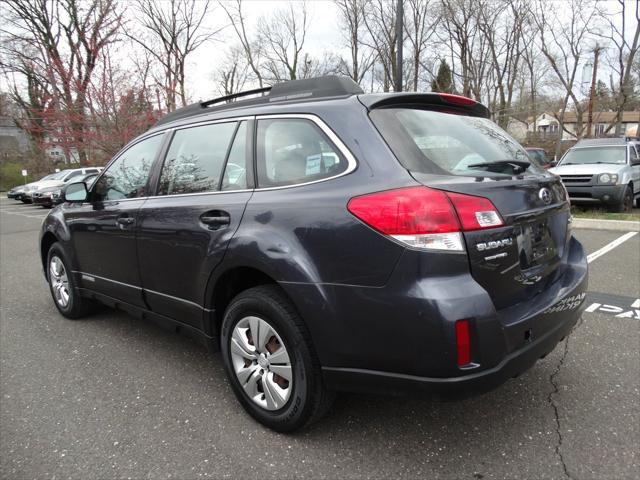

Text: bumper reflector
xmin=455 ymin=319 xmax=471 ymax=367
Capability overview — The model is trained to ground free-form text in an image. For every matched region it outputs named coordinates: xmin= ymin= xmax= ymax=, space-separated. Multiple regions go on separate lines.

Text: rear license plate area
xmin=516 ymin=219 xmax=557 ymax=270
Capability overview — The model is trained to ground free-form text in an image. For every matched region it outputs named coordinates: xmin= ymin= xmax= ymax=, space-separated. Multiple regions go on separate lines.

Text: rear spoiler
xmin=359 ymin=93 xmax=490 ymax=119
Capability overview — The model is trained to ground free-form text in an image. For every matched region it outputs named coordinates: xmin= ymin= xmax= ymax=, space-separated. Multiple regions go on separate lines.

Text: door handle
xmin=200 ymin=211 xmax=230 ymax=229
xmin=116 ymin=216 xmax=135 ymax=226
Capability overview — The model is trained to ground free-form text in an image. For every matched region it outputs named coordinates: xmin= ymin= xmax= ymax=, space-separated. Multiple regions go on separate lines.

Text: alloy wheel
xmin=49 ymin=256 xmax=70 ymax=308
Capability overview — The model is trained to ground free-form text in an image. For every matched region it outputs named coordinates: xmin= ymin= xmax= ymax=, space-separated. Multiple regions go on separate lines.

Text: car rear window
xmin=370 ymin=108 xmax=541 ymax=177
xmin=559 ymin=146 xmax=626 ymax=165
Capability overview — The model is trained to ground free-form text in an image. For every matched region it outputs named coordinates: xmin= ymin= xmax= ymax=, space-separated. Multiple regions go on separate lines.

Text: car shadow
xmin=68 ymin=304 xmax=566 ymax=477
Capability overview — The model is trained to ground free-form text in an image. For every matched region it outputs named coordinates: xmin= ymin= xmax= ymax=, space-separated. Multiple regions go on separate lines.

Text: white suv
xmin=550 ymin=138 xmax=640 ymax=212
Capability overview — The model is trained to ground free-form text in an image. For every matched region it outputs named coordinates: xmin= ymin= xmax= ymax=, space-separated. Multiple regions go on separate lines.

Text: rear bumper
xmin=566 ymin=184 xmax=626 ymax=205
xmin=283 ymin=236 xmax=588 ymax=396
xmin=322 ymin=302 xmax=580 ymax=396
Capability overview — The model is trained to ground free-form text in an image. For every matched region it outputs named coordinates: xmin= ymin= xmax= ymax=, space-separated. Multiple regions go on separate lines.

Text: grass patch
xmin=571 ymin=206 xmax=640 ymax=221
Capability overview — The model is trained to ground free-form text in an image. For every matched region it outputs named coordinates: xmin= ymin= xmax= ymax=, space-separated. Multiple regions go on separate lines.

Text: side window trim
xmin=218 ymin=121 xmax=242 ymax=190
xmin=89 ymin=131 xmax=166 ymax=203
xmin=253 ymin=114 xmax=358 ymax=190
xmin=148 ymin=130 xmax=176 ymax=197
xmin=133 ymin=114 xmax=355 ymax=199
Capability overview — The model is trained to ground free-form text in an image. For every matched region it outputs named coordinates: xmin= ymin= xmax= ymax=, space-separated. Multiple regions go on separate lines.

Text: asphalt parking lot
xmin=1 ymin=198 xmax=638 ymax=480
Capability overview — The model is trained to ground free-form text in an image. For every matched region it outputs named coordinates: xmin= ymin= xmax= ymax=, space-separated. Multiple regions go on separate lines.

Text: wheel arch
xmin=206 ymin=266 xmax=282 ymax=339
xmin=40 ymin=231 xmax=59 ymax=278
xmin=204 ymin=265 xmax=329 ymax=358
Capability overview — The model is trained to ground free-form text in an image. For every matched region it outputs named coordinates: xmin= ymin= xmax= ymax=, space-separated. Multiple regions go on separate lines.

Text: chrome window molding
xmin=88 ymin=113 xmax=358 ymax=203
xmin=146 ymin=113 xmax=358 ymax=198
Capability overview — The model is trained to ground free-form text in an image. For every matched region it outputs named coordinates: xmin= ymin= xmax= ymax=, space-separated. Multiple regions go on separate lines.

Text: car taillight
xmin=347 ymin=186 xmax=503 ymax=251
xmin=446 ymin=192 xmax=503 ymax=231
xmin=455 ymin=319 xmax=472 ymax=367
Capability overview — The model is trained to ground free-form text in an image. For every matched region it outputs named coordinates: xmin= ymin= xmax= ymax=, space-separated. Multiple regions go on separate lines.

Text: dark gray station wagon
xmin=41 ymin=76 xmax=588 ymax=431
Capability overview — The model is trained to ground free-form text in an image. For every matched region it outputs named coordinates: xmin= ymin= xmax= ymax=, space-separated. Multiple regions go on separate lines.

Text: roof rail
xmin=200 ymin=86 xmax=271 ymax=108
xmin=154 ymin=75 xmax=364 ymax=127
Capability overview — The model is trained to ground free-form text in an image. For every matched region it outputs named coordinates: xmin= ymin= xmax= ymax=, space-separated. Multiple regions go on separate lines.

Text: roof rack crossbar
xmin=201 ymin=86 xmax=272 ymax=108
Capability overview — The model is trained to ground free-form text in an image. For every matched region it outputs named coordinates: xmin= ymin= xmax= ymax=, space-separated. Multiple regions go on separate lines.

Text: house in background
xmin=525 ymin=111 xmax=639 ymax=140
xmin=0 ymin=116 xmax=30 ymax=162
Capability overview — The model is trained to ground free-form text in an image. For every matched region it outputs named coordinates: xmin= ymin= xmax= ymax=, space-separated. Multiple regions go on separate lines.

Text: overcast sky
xmin=2 ymin=0 xmax=638 ymax=103
xmin=182 ymin=0 xmax=343 ymax=101
xmin=178 ymin=0 xmax=639 ymax=103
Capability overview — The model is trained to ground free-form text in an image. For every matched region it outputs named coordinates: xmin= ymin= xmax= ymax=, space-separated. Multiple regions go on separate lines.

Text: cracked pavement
xmin=1 ymin=201 xmax=639 ymax=479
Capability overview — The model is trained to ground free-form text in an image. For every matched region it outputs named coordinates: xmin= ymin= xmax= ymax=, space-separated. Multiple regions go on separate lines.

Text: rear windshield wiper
xmin=467 ymin=160 xmax=530 ymax=174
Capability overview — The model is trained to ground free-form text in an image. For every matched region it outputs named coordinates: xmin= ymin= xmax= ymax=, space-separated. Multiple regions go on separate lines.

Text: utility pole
xmin=586 ymin=46 xmax=601 ymax=138
xmin=396 ymin=0 xmax=403 ymax=92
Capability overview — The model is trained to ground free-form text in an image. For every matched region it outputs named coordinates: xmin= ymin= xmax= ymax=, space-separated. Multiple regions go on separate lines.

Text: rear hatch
xmin=366 ymin=97 xmax=571 ymax=310
xmin=411 ymin=173 xmax=570 ymax=309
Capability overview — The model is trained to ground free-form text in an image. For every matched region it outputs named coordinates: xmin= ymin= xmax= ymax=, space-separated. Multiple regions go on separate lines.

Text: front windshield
xmin=371 ymin=108 xmax=542 ymax=177
xmin=46 ymin=170 xmax=70 ymax=180
xmin=559 ymin=146 xmax=626 ymax=165
xmin=39 ymin=173 xmax=57 ymax=181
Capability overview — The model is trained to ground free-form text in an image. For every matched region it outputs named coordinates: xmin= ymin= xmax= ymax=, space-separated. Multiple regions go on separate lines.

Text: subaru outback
xmin=40 ymin=76 xmax=588 ymax=432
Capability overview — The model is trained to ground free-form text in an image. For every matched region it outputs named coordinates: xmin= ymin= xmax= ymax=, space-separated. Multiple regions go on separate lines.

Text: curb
xmin=572 ymin=218 xmax=640 ymax=232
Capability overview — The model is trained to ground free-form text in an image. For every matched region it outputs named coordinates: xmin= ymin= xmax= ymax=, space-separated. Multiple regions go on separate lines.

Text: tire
xmin=610 ymin=185 xmax=633 ymax=213
xmin=46 ymin=242 xmax=93 ymax=319
xmin=220 ymin=285 xmax=334 ymax=432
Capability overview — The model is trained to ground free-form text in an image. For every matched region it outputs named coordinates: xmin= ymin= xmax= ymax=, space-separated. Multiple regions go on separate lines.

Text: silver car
xmin=550 ymin=138 xmax=640 ymax=212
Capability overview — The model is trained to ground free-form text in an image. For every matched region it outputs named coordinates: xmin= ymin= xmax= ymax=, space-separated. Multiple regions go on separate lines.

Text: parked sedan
xmin=23 ymin=167 xmax=103 ymax=203
xmin=33 ymin=173 xmax=99 ymax=208
xmin=8 ymin=174 xmax=58 ymax=202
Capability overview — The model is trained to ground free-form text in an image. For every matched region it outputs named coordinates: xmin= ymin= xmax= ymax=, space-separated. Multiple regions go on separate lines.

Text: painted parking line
xmin=584 ymin=293 xmax=640 ymax=320
xmin=586 ymin=231 xmax=638 ymax=263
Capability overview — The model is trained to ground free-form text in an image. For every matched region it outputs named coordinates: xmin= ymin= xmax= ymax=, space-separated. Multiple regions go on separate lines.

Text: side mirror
xmin=63 ymin=182 xmax=88 ymax=203
xmin=550 ymin=161 xmax=558 ymax=167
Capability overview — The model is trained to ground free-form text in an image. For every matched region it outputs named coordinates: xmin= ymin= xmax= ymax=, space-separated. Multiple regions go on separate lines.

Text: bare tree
xmin=438 ymin=0 xmax=478 ymax=97
xmin=86 ymin=44 xmax=157 ymax=161
xmin=334 ymin=0 xmax=376 ymax=84
xmin=532 ymin=0 xmax=601 ymax=156
xmin=363 ymin=0 xmax=399 ymax=91
xmin=219 ymin=0 xmax=264 ymax=88
xmin=520 ymin=15 xmax=550 ymax=133
xmin=404 ymin=0 xmax=437 ymax=91
xmin=130 ymin=0 xmax=220 ymax=112
xmin=599 ymin=0 xmax=640 ymax=136
xmin=258 ymin=2 xmax=310 ymax=82
xmin=477 ymin=0 xmax=527 ymax=128
xmin=216 ymin=46 xmax=250 ymax=97
xmin=2 ymin=0 xmax=122 ymax=165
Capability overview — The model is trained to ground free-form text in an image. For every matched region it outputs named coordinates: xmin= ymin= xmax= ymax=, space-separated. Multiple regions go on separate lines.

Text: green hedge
xmin=0 ymin=163 xmax=29 ymax=191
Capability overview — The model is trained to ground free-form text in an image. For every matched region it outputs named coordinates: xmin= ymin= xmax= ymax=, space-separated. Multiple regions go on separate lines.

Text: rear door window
xmin=256 ymin=118 xmax=348 ymax=187
xmin=370 ymin=108 xmax=541 ymax=177
xmin=158 ymin=122 xmax=237 ymax=195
